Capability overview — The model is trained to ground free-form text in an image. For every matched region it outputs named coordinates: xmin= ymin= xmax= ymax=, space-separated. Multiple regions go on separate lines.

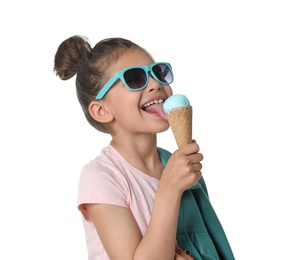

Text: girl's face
xmin=103 ymin=48 xmax=173 ymax=136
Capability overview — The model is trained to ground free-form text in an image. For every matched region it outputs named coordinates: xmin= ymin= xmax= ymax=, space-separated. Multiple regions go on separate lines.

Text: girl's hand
xmin=175 ymin=244 xmax=194 ymax=260
xmin=160 ymin=140 xmax=203 ymax=195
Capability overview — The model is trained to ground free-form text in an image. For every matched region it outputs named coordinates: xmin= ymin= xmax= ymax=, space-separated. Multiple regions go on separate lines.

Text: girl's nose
xmin=146 ymin=75 xmax=162 ymax=92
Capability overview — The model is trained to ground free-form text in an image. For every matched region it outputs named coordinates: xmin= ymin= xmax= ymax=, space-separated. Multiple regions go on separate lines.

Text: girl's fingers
xmin=175 ymin=244 xmax=194 ymax=259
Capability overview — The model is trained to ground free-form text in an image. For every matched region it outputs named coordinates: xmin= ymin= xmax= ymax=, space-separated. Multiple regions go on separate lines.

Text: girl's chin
xmin=155 ymin=123 xmax=170 ymax=134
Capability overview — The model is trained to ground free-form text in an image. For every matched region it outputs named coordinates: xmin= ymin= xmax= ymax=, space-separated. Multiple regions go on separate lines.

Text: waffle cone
xmin=166 ymin=106 xmax=192 ymax=148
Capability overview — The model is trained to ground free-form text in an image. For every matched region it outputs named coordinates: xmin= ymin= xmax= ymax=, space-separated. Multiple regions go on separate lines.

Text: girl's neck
xmin=110 ymin=134 xmax=164 ymax=179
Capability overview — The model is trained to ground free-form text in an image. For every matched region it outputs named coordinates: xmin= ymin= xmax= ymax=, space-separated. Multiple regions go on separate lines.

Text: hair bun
xmin=54 ymin=35 xmax=92 ymax=80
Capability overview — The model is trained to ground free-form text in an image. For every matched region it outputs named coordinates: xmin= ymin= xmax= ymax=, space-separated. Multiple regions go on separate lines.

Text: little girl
xmin=54 ymin=35 xmax=234 ymax=260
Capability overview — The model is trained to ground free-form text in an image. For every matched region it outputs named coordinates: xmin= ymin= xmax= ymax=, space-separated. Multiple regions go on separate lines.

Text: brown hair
xmin=53 ymin=35 xmax=143 ymax=133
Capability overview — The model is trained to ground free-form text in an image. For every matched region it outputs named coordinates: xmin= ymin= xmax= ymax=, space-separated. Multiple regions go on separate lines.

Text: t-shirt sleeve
xmin=77 ymin=161 xmax=128 ymax=221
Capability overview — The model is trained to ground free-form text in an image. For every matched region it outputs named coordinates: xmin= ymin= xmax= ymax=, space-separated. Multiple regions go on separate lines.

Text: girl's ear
xmin=88 ymin=101 xmax=114 ymax=123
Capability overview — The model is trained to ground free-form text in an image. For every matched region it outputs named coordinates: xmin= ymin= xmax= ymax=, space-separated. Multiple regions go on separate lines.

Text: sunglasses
xmin=95 ymin=62 xmax=173 ymax=100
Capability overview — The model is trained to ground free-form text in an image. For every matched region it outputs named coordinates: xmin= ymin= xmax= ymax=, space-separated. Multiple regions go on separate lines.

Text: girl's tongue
xmin=144 ymin=103 xmax=168 ymax=121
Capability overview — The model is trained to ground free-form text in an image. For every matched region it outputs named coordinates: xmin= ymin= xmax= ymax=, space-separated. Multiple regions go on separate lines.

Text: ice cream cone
xmin=166 ymin=106 xmax=192 ymax=148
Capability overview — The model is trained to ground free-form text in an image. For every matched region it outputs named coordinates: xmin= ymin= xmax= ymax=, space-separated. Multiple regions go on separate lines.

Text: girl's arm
xmin=86 ymin=195 xmax=192 ymax=260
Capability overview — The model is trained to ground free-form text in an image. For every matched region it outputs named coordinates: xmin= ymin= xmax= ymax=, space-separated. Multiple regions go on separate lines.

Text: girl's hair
xmin=53 ymin=35 xmax=144 ymax=133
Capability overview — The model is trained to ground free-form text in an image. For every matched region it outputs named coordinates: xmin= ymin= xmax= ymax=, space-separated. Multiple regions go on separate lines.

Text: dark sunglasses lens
xmin=152 ymin=64 xmax=173 ymax=84
xmin=124 ymin=68 xmax=147 ymax=89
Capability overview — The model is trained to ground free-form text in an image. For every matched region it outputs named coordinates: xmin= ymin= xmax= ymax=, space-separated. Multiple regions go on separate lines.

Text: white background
xmin=1 ymin=0 xmax=288 ymax=259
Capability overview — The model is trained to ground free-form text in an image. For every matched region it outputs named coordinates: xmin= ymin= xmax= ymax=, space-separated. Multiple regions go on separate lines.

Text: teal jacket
xmin=158 ymin=147 xmax=235 ymax=260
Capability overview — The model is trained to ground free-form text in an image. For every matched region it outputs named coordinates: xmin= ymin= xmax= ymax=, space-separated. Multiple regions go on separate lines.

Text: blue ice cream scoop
xmin=163 ymin=94 xmax=190 ymax=115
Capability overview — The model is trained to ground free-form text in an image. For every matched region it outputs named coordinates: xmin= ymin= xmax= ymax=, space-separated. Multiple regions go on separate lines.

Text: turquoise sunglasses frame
xmin=95 ymin=62 xmax=173 ymax=100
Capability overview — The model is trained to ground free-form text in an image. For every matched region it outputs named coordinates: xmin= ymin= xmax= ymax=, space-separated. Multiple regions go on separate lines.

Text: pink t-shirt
xmin=77 ymin=145 xmax=160 ymax=260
